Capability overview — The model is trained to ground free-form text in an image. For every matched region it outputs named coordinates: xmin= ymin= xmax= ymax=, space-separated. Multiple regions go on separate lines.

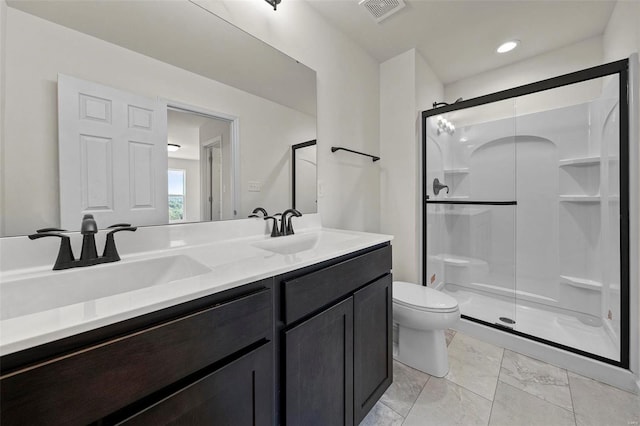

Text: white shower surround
xmin=426 ymin=77 xmax=624 ymax=363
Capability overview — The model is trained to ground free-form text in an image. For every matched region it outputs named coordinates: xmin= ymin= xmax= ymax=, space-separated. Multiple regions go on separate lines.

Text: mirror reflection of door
xmin=292 ymin=140 xmax=317 ymax=213
xmin=167 ymin=107 xmax=234 ymax=223
xmin=202 ymin=137 xmax=223 ymax=221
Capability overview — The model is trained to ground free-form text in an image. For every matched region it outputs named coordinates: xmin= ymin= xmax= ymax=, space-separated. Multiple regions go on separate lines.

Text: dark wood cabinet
xmin=353 ymin=275 xmax=393 ymax=424
xmin=120 ymin=342 xmax=273 ymax=426
xmin=280 ymin=243 xmax=392 ymax=426
xmin=284 ymin=298 xmax=354 ymax=426
xmin=1 ymin=285 xmax=274 ymax=425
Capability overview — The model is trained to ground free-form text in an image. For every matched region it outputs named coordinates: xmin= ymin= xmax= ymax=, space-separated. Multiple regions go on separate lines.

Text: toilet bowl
xmin=393 ymin=281 xmax=460 ymax=377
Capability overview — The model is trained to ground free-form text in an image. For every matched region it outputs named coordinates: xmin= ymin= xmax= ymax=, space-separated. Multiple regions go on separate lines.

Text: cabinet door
xmin=353 ymin=274 xmax=392 ymax=424
xmin=284 ymin=298 xmax=354 ymax=426
xmin=120 ymin=342 xmax=273 ymax=426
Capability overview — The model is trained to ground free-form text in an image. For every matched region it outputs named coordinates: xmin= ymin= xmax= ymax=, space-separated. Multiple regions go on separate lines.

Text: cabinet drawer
xmin=283 ymin=245 xmax=391 ymax=324
xmin=1 ymin=288 xmax=272 ymax=426
xmin=120 ymin=342 xmax=273 ymax=426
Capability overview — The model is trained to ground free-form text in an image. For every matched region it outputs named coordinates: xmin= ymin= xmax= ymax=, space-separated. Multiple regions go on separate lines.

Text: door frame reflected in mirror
xmin=165 ymin=100 xmax=240 ymax=222
xmin=291 ymin=140 xmax=317 ymax=211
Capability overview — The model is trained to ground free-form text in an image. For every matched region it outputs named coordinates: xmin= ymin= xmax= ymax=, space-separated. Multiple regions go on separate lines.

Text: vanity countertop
xmin=0 ymin=224 xmax=392 ymax=356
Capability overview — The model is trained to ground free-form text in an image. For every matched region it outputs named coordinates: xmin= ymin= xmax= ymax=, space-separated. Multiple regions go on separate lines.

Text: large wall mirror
xmin=0 ymin=0 xmax=317 ymax=237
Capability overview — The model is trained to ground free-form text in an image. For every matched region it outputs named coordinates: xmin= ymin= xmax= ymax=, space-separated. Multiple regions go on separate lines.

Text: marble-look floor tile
xmin=380 ymin=360 xmax=430 ymax=416
xmin=403 ymin=377 xmax=492 ymax=426
xmin=359 ymin=401 xmax=404 ymax=426
xmin=499 ymin=350 xmax=572 ymax=411
xmin=445 ymin=328 xmax=456 ymax=346
xmin=445 ymin=332 xmax=504 ymax=400
xmin=489 ymin=381 xmax=575 ymax=426
xmin=569 ymin=372 xmax=640 ymax=426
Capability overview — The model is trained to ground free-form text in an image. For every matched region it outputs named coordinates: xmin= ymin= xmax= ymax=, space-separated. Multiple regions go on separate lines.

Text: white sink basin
xmin=251 ymin=230 xmax=360 ymax=255
xmin=0 ymin=255 xmax=211 ymax=320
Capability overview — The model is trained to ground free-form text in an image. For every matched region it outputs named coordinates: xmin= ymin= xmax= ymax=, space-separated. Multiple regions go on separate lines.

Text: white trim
xmin=627 ymin=52 xmax=639 ymax=380
xmin=160 ymin=98 xmax=240 ymax=219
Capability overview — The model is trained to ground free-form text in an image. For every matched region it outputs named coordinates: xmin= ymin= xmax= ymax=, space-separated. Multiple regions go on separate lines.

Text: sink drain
xmin=499 ymin=317 xmax=516 ymax=324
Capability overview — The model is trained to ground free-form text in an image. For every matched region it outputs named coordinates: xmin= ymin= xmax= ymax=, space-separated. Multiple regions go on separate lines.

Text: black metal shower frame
xmin=421 ymin=59 xmax=630 ymax=369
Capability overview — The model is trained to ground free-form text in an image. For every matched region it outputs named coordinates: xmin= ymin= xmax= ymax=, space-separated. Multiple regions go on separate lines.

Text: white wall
xmin=445 ymin=37 xmax=604 ymax=103
xmin=168 ymin=157 xmax=200 ymax=223
xmin=1 ymin=7 xmax=314 ymax=235
xmin=380 ymin=49 xmax=443 ymax=283
xmin=197 ymin=0 xmax=380 ymax=232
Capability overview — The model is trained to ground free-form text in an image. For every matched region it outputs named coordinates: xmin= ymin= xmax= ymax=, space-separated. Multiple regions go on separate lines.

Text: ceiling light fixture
xmin=264 ymin=0 xmax=281 ymax=11
xmin=167 ymin=143 xmax=181 ymax=152
xmin=497 ymin=40 xmax=519 ymax=54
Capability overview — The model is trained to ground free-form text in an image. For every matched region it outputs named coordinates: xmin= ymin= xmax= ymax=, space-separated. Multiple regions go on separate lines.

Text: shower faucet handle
xmin=433 ymin=178 xmax=450 ymax=196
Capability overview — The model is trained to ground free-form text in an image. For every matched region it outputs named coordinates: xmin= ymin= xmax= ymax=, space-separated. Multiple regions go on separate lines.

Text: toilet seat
xmin=393 ymin=281 xmax=458 ymax=313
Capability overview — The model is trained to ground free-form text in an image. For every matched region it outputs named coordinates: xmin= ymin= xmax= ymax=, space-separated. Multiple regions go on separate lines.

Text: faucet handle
xmin=108 ymin=223 xmax=131 ymax=229
xmin=102 ymin=226 xmax=137 ymax=261
xmin=81 ymin=214 xmax=98 ymax=234
xmin=36 ymin=227 xmax=67 ymax=233
xmin=28 ymin=232 xmax=75 ymax=270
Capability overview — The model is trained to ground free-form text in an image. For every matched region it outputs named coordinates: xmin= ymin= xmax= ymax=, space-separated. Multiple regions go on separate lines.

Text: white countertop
xmin=0 ymin=224 xmax=391 ymax=356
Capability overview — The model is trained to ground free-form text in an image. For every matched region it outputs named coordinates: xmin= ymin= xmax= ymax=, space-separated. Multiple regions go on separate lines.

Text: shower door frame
xmin=421 ymin=59 xmax=630 ymax=369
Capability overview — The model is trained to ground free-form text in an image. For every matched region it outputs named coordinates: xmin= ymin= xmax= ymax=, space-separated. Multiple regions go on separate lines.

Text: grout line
xmin=567 ymin=372 xmax=579 ymax=426
xmin=486 ymin=347 xmax=507 ymax=425
xmin=495 ymin=362 xmax=576 ymax=413
xmin=378 ymin=399 xmax=405 ymax=420
xmin=401 ymin=373 xmax=433 ymax=425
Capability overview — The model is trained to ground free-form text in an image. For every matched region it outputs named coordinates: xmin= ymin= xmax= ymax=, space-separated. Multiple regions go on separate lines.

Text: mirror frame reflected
xmin=291 ymin=140 xmax=317 ymax=212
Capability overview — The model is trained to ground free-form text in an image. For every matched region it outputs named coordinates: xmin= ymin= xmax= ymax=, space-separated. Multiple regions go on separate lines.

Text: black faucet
xmin=433 ymin=178 xmax=450 ymax=196
xmin=263 ymin=216 xmax=281 ymax=237
xmin=248 ymin=207 xmax=268 ymax=218
xmin=281 ymin=209 xmax=302 ymax=236
xmin=29 ymin=218 xmax=137 ymax=270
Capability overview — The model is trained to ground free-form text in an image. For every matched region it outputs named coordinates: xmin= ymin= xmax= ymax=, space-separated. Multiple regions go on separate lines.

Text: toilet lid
xmin=393 ymin=281 xmax=458 ymax=312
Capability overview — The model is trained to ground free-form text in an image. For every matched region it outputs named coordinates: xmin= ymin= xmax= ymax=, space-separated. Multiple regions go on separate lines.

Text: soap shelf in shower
xmin=444 ymin=168 xmax=469 ymax=174
xmin=559 ymin=195 xmax=601 ymax=203
xmin=559 ymin=157 xmax=601 ymax=167
xmin=560 ymin=275 xmax=602 ymax=290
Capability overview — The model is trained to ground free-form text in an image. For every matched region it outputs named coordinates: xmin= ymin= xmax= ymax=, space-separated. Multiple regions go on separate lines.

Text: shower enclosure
xmin=422 ymin=59 xmax=630 ymax=367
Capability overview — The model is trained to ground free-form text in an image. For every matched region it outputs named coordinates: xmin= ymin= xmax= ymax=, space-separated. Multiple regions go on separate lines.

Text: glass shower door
xmin=512 ymin=75 xmax=623 ymax=362
xmin=424 ymin=99 xmax=518 ymax=328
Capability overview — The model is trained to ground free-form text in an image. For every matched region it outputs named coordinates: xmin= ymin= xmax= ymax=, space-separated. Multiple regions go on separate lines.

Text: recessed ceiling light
xmin=497 ymin=40 xmax=519 ymax=54
xmin=167 ymin=143 xmax=181 ymax=152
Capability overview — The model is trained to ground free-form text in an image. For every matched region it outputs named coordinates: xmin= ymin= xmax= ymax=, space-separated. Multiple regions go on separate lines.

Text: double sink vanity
xmin=0 ymin=215 xmax=393 ymax=425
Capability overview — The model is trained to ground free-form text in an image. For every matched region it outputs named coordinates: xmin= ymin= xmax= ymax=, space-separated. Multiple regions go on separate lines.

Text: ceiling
xmin=305 ymin=0 xmax=616 ymax=84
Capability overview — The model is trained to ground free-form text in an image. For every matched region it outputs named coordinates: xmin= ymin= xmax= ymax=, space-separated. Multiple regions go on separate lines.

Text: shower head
xmin=432 ymin=98 xmax=464 ymax=109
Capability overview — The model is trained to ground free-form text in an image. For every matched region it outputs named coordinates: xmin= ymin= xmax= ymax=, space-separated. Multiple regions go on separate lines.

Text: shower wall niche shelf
xmin=559 ymin=195 xmax=601 ymax=203
xmin=560 ymin=275 xmax=603 ymax=290
xmin=559 ymin=157 xmax=601 ymax=167
xmin=444 ymin=168 xmax=469 ymax=174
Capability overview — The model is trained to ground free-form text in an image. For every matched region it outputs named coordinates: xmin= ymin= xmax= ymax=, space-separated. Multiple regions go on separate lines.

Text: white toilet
xmin=393 ymin=281 xmax=460 ymax=377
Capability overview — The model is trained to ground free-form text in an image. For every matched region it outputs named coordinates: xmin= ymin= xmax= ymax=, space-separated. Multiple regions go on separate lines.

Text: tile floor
xmin=361 ymin=330 xmax=640 ymax=426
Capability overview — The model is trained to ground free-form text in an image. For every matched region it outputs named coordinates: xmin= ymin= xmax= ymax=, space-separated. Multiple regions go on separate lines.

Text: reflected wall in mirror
xmin=0 ymin=0 xmax=317 ymax=237
xmin=291 ymin=140 xmax=317 ymax=214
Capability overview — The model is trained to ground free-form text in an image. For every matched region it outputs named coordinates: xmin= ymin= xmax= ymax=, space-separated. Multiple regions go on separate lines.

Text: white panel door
xmin=58 ymin=74 xmax=168 ymax=229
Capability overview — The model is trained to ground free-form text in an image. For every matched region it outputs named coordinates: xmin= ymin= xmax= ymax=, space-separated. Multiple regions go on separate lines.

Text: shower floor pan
xmin=441 ymin=283 xmax=619 ymax=361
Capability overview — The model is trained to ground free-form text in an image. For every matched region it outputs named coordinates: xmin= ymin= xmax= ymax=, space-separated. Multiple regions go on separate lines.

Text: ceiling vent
xmin=359 ymin=0 xmax=406 ymax=23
